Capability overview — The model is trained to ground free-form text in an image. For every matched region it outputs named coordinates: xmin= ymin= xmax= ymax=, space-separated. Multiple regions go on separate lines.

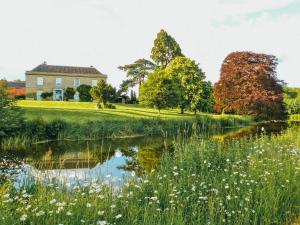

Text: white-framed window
xmin=56 ymin=78 xmax=62 ymax=86
xmin=92 ymin=80 xmax=98 ymax=87
xmin=74 ymin=78 xmax=80 ymax=87
xmin=37 ymin=77 xmax=43 ymax=85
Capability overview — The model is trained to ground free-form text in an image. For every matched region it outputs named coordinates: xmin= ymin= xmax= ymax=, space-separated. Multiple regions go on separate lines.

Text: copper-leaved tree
xmin=214 ymin=51 xmax=287 ymax=121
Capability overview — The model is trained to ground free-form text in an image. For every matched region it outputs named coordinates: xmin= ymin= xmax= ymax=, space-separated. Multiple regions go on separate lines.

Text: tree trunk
xmin=180 ymin=107 xmax=184 ymax=114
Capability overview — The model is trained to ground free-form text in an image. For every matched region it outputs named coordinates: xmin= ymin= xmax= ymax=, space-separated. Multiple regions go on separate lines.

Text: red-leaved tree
xmin=214 ymin=51 xmax=287 ymax=121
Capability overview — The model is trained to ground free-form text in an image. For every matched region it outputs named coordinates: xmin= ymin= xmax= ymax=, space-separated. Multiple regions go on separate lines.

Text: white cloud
xmin=0 ymin=0 xmax=299 ymax=87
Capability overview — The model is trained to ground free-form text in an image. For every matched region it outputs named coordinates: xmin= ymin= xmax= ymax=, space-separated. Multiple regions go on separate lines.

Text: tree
xmin=130 ymin=90 xmax=137 ymax=104
xmin=0 ymin=80 xmax=24 ymax=138
xmin=118 ymin=59 xmax=156 ymax=89
xmin=214 ymin=51 xmax=287 ymax=121
xmin=65 ymin=87 xmax=75 ymax=101
xmin=165 ymin=56 xmax=207 ymax=113
xmin=90 ymin=80 xmax=116 ymax=108
xmin=139 ymin=70 xmax=179 ymax=113
xmin=76 ymin=84 xmax=92 ymax=102
xmin=151 ymin=29 xmax=183 ymax=68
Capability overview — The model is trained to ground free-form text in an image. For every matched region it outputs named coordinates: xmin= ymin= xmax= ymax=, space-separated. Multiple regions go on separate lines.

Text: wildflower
xmin=131 ymin=171 xmax=136 ymax=177
xmin=111 ymin=204 xmax=116 ymax=209
xmin=80 ymin=219 xmax=85 ymax=223
xmin=115 ymin=214 xmax=122 ymax=219
xmin=20 ymin=214 xmax=27 ymax=221
xmin=66 ymin=211 xmax=72 ymax=216
xmin=50 ymin=199 xmax=57 ymax=204
xmin=226 ymin=195 xmax=231 ymax=200
xmin=98 ymin=210 xmax=105 ymax=215
xmin=97 ymin=221 xmax=107 ymax=225
xmin=86 ymin=203 xmax=92 ymax=208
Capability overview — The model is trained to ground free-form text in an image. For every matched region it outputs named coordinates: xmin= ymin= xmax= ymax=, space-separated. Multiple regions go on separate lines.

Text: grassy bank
xmin=0 ymin=100 xmax=253 ymax=149
xmin=17 ymin=100 xmax=250 ymax=122
xmin=1 ymin=126 xmax=299 ymax=225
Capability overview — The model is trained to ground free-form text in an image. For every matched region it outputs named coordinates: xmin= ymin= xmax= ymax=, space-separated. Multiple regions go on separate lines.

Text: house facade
xmin=25 ymin=62 xmax=107 ymax=101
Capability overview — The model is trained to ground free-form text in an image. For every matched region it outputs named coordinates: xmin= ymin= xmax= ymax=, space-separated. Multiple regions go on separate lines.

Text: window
xmin=74 ymin=78 xmax=80 ymax=87
xmin=92 ymin=80 xmax=98 ymax=87
xmin=37 ymin=77 xmax=43 ymax=85
xmin=56 ymin=78 xmax=62 ymax=86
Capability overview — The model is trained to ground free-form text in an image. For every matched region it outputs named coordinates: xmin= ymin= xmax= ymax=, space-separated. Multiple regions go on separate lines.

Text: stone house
xmin=25 ymin=62 xmax=107 ymax=101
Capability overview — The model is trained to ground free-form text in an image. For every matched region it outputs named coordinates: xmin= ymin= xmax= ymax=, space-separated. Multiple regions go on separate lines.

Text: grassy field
xmin=17 ymin=100 xmax=249 ymax=123
xmin=1 ymin=126 xmax=299 ymax=225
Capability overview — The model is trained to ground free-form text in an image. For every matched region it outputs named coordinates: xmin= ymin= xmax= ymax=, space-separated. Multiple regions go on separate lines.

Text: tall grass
xmin=0 ymin=115 xmax=253 ymax=150
xmin=1 ymin=126 xmax=299 ymax=225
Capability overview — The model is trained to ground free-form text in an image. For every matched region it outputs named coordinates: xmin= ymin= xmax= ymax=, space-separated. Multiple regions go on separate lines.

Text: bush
xmin=0 ymin=80 xmax=24 ymax=138
xmin=41 ymin=92 xmax=53 ymax=100
xmin=45 ymin=120 xmax=67 ymax=139
xmin=104 ymin=103 xmax=116 ymax=109
xmin=77 ymin=85 xmax=92 ymax=102
xmin=65 ymin=87 xmax=75 ymax=101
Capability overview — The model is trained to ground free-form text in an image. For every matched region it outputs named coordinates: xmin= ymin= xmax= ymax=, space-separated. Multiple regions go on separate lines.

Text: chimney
xmin=43 ymin=61 xmax=47 ymax=65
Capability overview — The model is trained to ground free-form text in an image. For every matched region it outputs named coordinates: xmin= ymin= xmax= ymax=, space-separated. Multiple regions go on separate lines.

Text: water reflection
xmin=0 ymin=122 xmax=288 ymax=186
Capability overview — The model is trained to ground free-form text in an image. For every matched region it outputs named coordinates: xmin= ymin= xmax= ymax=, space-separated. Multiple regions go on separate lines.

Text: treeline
xmin=117 ymin=29 xmax=288 ymax=121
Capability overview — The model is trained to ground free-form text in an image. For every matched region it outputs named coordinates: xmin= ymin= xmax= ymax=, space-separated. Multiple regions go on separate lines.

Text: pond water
xmin=0 ymin=122 xmax=288 ymax=187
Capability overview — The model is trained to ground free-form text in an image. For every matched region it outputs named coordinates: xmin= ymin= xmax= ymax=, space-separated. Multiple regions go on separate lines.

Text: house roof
xmin=7 ymin=81 xmax=25 ymax=88
xmin=27 ymin=62 xmax=106 ymax=77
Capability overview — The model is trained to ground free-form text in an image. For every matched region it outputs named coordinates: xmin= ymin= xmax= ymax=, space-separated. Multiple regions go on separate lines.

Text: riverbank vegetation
xmin=1 ymin=125 xmax=299 ymax=225
xmin=0 ymin=100 xmax=253 ymax=150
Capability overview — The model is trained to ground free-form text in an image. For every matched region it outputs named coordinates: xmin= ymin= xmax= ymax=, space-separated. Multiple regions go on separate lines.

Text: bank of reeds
xmin=0 ymin=114 xmax=253 ymax=150
xmin=0 ymin=126 xmax=299 ymax=225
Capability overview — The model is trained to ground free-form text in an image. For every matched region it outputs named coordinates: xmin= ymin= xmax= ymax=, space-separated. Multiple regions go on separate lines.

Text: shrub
xmin=41 ymin=92 xmax=53 ymax=100
xmin=104 ymin=103 xmax=116 ymax=109
xmin=77 ymin=84 xmax=92 ymax=102
xmin=65 ymin=87 xmax=75 ymax=101
xmin=45 ymin=120 xmax=67 ymax=139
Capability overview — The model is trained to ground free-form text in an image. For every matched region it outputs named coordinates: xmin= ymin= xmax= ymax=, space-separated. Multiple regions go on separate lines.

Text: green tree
xmin=139 ymin=70 xmax=179 ymax=114
xmin=76 ymin=84 xmax=92 ymax=102
xmin=90 ymin=80 xmax=116 ymax=108
xmin=118 ymin=59 xmax=156 ymax=92
xmin=166 ymin=56 xmax=207 ymax=113
xmin=64 ymin=87 xmax=75 ymax=101
xmin=0 ymin=80 xmax=24 ymax=138
xmin=151 ymin=29 xmax=183 ymax=68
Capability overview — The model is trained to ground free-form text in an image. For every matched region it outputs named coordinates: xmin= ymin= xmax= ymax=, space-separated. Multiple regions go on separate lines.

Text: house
xmin=7 ymin=81 xmax=26 ymax=98
xmin=25 ymin=62 xmax=107 ymax=101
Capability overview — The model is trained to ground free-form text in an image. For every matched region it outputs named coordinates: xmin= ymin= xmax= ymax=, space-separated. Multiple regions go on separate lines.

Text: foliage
xmin=76 ymin=84 xmax=92 ymax=102
xmin=151 ymin=29 xmax=183 ymax=68
xmin=7 ymin=87 xmax=26 ymax=99
xmin=214 ymin=51 xmax=287 ymax=121
xmin=41 ymin=92 xmax=53 ymax=100
xmin=90 ymin=80 xmax=117 ymax=108
xmin=130 ymin=90 xmax=137 ymax=104
xmin=1 ymin=126 xmax=299 ymax=224
xmin=139 ymin=70 xmax=179 ymax=113
xmin=166 ymin=56 xmax=212 ymax=113
xmin=118 ymin=59 xmax=156 ymax=89
xmin=0 ymin=80 xmax=24 ymax=138
xmin=284 ymin=87 xmax=300 ymax=114
xmin=64 ymin=87 xmax=75 ymax=101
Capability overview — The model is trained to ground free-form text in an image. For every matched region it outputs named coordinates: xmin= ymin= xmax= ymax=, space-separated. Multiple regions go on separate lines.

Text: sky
xmin=0 ymin=0 xmax=300 ymax=88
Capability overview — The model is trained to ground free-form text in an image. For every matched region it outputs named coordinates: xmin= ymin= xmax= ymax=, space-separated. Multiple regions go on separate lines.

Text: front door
xmin=53 ymin=89 xmax=63 ymax=101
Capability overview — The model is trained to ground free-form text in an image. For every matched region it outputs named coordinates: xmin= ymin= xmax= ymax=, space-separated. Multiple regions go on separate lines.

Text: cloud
xmin=0 ymin=0 xmax=299 ymax=87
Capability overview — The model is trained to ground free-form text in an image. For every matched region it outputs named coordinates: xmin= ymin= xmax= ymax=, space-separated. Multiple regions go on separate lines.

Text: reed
xmin=0 ymin=126 xmax=299 ymax=225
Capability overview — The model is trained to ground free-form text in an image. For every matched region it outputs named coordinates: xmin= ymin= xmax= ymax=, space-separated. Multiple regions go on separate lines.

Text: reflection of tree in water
xmin=212 ymin=122 xmax=288 ymax=143
xmin=118 ymin=143 xmax=174 ymax=175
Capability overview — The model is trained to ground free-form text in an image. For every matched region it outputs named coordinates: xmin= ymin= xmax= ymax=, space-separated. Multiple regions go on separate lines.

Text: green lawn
xmin=17 ymin=100 xmax=248 ymax=123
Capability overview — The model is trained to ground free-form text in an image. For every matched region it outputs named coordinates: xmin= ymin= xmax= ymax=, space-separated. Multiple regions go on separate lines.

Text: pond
xmin=0 ymin=122 xmax=288 ymax=187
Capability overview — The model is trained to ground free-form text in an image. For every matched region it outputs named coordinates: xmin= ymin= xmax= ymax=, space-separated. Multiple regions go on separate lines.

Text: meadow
xmin=17 ymin=100 xmax=249 ymax=122
xmin=0 ymin=125 xmax=299 ymax=225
